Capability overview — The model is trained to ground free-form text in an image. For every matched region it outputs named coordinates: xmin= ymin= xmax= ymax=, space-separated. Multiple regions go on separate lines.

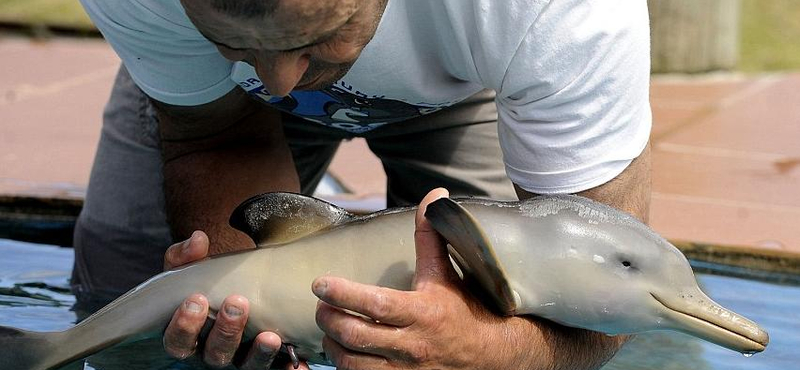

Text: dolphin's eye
xmin=615 ymin=254 xmax=637 ymax=271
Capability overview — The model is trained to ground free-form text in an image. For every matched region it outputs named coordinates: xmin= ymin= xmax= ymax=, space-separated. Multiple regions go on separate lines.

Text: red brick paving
xmin=1 ymin=36 xmax=798 ymax=253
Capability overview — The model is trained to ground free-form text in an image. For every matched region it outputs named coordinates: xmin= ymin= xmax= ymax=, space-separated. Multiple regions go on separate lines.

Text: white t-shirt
xmin=80 ymin=0 xmax=652 ymax=194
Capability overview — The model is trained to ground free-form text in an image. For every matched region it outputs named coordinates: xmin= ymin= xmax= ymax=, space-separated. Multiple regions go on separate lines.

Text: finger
xmin=322 ymin=335 xmax=390 ymax=370
xmin=414 ymin=187 xmax=450 ymax=230
xmin=316 ymin=301 xmax=407 ymax=358
xmin=239 ymin=332 xmax=281 ymax=370
xmin=202 ymin=295 xmax=249 ymax=368
xmin=312 ymin=276 xmax=415 ymax=327
xmin=164 ymin=230 xmax=209 ymax=270
xmin=282 ymin=361 xmax=312 ymax=370
xmin=413 ymin=188 xmax=460 ymax=287
xmin=163 ymin=294 xmax=209 ymax=359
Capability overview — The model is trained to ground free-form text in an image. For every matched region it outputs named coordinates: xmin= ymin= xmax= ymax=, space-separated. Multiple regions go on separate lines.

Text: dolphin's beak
xmin=651 ymin=291 xmax=769 ymax=354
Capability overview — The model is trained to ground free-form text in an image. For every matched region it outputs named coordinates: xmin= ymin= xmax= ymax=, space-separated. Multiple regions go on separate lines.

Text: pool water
xmin=1 ymin=238 xmax=798 ymax=370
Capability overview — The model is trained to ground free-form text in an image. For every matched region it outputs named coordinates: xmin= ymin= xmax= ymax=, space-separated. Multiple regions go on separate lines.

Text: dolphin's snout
xmin=651 ymin=291 xmax=769 ymax=354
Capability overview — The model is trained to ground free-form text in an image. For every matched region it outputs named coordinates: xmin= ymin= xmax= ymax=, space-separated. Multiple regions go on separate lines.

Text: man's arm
xmin=153 ymin=87 xmax=301 ymax=254
xmin=154 ymin=88 xmax=304 ymax=368
xmin=515 ymin=142 xmax=652 ymax=223
xmin=313 ymin=143 xmax=651 ymax=370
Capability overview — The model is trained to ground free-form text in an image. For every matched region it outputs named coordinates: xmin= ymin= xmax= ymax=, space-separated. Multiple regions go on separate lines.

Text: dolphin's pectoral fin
xmin=425 ymin=198 xmax=518 ymax=315
xmin=230 ymin=192 xmax=355 ymax=247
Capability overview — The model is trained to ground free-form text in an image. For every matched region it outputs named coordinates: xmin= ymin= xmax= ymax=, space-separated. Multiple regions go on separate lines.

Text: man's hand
xmin=161 ymin=230 xmax=310 ymax=369
xmin=312 ymin=188 xmax=540 ymax=370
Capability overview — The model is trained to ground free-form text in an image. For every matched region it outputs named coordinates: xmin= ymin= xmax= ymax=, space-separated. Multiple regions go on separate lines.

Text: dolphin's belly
xmin=225 ymin=210 xmax=419 ymax=353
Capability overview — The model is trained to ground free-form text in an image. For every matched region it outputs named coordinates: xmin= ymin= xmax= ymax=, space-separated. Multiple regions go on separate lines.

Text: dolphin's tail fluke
xmin=0 ymin=326 xmax=72 ymax=370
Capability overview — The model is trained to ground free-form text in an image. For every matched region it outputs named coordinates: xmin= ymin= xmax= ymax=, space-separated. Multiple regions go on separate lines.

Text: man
xmin=75 ymin=0 xmax=652 ymax=368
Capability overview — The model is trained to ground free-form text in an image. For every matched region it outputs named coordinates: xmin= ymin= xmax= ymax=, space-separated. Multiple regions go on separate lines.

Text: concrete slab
xmin=652 ymin=147 xmax=800 ymax=208
xmin=327 ymin=138 xmax=385 ymax=198
xmin=651 ymin=192 xmax=800 ymax=251
xmin=660 ymin=76 xmax=800 ymax=156
xmin=0 ymin=36 xmax=118 ymax=197
xmin=649 ymin=76 xmax=755 ymax=140
xmin=649 ymin=74 xmax=800 ymax=253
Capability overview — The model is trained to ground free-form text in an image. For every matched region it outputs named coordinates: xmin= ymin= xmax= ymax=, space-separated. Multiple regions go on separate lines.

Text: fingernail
xmin=312 ymin=279 xmax=328 ymax=297
xmin=258 ymin=341 xmax=274 ymax=355
xmin=184 ymin=300 xmax=202 ymax=313
xmin=224 ymin=304 xmax=243 ymax=317
xmin=181 ymin=236 xmax=194 ymax=256
xmin=175 ymin=348 xmax=195 ymax=360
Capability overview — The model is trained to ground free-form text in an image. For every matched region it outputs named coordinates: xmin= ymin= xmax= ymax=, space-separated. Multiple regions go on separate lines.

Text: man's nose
xmin=254 ymin=52 xmax=310 ymax=97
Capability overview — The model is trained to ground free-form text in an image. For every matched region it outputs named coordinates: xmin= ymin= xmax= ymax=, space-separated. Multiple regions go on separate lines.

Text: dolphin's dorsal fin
xmin=425 ymin=198 xmax=518 ymax=315
xmin=230 ymin=192 xmax=354 ymax=247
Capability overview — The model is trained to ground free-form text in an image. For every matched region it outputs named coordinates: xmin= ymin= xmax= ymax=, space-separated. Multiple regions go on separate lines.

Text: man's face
xmin=181 ymin=0 xmax=387 ymax=97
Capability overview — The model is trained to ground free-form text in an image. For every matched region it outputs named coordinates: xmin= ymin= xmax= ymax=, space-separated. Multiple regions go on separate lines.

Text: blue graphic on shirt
xmin=239 ymin=80 xmax=444 ymax=134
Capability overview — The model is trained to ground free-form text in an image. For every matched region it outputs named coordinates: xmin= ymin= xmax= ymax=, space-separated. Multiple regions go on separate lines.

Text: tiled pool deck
xmin=2 ymin=36 xmax=798 ymax=255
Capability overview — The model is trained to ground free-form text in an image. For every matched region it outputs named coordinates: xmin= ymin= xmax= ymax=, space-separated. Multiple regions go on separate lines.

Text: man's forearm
xmin=503 ymin=316 xmax=628 ymax=370
xmin=162 ymin=140 xmax=300 ymax=254
xmin=158 ymin=102 xmax=301 ymax=255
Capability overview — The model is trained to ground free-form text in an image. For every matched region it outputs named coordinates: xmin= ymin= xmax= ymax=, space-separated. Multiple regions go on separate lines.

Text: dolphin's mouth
xmin=650 ymin=292 xmax=768 ymax=353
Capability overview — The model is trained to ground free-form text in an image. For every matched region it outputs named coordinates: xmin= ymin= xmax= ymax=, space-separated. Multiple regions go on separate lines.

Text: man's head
xmin=181 ymin=0 xmax=388 ymax=96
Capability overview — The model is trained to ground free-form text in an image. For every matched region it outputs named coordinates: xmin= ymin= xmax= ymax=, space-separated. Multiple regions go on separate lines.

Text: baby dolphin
xmin=0 ymin=193 xmax=768 ymax=369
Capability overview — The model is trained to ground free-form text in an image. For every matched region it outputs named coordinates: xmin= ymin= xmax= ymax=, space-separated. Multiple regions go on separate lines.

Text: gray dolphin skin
xmin=0 ymin=192 xmax=769 ymax=369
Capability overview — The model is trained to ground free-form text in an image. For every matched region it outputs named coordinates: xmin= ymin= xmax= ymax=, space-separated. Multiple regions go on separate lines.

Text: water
xmin=0 ymin=239 xmax=75 ymax=331
xmin=1 ymin=238 xmax=798 ymax=370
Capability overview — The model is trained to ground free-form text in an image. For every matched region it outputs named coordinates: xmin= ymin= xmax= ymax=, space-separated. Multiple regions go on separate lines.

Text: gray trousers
xmin=71 ymin=66 xmax=515 ymax=311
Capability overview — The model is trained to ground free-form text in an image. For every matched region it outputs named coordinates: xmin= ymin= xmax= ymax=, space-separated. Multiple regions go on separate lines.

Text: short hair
xmin=209 ymin=0 xmax=280 ymax=18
